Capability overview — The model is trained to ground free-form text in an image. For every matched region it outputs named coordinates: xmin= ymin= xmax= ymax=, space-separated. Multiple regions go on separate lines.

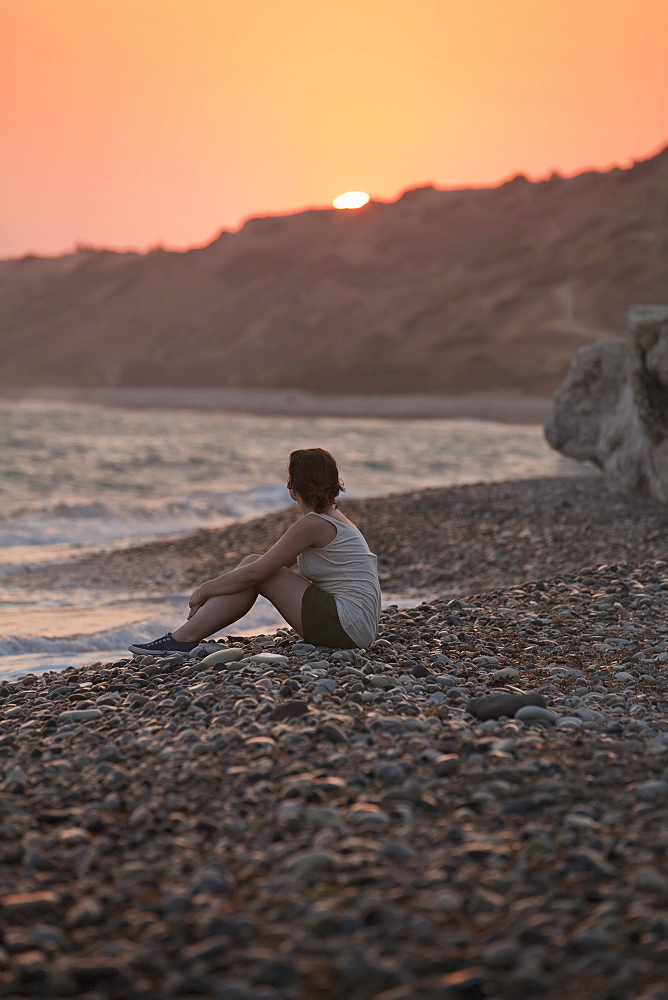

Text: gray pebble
xmin=635 ymin=780 xmax=668 ymax=802
xmin=58 ymin=709 xmax=103 ymax=722
xmin=515 ymin=705 xmax=557 ymax=725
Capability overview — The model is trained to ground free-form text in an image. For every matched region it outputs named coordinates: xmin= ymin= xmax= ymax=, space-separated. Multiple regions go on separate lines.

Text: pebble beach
xmin=2 ymin=476 xmax=668 ymax=999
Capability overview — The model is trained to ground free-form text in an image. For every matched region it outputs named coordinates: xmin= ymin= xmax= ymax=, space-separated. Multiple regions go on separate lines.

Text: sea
xmin=0 ymin=398 xmax=586 ymax=680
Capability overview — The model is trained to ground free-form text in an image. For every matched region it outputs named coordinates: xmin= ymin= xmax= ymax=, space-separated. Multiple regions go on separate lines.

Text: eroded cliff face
xmin=545 ymin=306 xmax=668 ymax=502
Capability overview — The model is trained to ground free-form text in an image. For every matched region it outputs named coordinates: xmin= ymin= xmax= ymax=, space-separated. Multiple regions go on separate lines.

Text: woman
xmin=128 ymin=448 xmax=382 ymax=655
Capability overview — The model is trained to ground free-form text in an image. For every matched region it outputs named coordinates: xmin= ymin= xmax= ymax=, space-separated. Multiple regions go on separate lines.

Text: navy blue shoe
xmin=128 ymin=633 xmax=198 ymax=656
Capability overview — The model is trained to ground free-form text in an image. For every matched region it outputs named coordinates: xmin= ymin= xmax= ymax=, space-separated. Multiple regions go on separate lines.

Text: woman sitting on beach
xmin=129 ymin=448 xmax=382 ymax=656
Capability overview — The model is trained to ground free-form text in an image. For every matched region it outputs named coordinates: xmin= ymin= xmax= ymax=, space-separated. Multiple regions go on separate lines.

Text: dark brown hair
xmin=287 ymin=448 xmax=345 ymax=513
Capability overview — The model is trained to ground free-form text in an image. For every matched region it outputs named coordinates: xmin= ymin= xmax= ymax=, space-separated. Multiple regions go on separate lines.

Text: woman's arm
xmin=189 ymin=514 xmax=334 ymax=607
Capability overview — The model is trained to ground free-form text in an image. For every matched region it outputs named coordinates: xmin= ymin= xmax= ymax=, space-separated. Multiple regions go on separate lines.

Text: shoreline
xmin=1 ymin=470 xmax=667 ymax=995
xmin=1 ymin=557 xmax=667 ymax=997
xmin=2 ymin=473 xmax=666 ymax=682
xmin=0 ymin=386 xmax=553 ymax=424
xmin=8 ymin=472 xmax=666 ymax=602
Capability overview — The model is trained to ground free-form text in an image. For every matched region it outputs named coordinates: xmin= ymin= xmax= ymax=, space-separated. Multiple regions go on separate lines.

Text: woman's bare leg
xmin=170 ymin=555 xmax=311 ymax=643
xmin=258 ymin=567 xmax=311 ymax=634
xmin=171 ymin=554 xmax=261 ymax=642
xmin=172 ymin=588 xmax=258 ymax=643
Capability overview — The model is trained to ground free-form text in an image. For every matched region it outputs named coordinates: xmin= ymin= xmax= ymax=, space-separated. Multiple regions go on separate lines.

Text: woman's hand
xmin=188 ymin=582 xmax=212 ymax=614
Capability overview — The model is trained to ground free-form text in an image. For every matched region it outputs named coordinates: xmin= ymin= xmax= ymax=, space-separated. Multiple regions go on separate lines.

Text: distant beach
xmin=0 ymin=387 xmax=553 ymax=424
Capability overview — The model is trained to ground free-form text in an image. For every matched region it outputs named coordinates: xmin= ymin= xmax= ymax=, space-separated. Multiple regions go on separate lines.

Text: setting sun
xmin=333 ymin=191 xmax=371 ymax=210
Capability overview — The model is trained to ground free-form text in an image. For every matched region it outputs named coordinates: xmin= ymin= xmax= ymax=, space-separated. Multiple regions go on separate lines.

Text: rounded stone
xmin=58 ymin=709 xmax=103 ymax=722
xmin=247 ymin=653 xmax=290 ymax=665
xmin=515 ymin=706 xmax=557 ymax=725
xmin=492 ymin=667 xmax=520 ymax=681
xmin=199 ymin=648 xmax=247 ymax=666
xmin=287 ymin=852 xmax=337 ymax=878
xmin=635 ymin=779 xmax=668 ymax=802
xmin=555 ymin=716 xmax=584 ymax=730
xmin=434 ymin=754 xmax=460 ymax=776
xmin=312 ymin=678 xmax=337 ymax=693
xmin=370 ymin=675 xmax=396 ymax=689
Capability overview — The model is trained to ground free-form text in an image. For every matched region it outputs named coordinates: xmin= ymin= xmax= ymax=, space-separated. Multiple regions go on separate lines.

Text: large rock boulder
xmin=545 ymin=305 xmax=668 ymax=502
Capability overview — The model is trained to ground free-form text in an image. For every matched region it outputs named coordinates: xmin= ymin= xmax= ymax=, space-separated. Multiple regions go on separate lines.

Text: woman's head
xmin=287 ymin=448 xmax=345 ymax=512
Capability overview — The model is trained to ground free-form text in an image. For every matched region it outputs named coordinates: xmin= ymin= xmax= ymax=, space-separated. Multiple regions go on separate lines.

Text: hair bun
xmin=287 ymin=448 xmax=345 ymax=513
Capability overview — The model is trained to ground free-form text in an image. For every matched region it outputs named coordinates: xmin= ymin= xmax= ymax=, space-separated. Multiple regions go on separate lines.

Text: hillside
xmin=1 ymin=146 xmax=666 ymax=395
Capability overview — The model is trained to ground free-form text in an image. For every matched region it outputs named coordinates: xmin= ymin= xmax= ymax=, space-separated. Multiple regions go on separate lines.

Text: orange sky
xmin=2 ymin=0 xmax=667 ymax=259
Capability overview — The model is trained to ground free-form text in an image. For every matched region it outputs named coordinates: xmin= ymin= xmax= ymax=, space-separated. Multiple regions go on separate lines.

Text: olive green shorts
xmin=301 ymin=584 xmax=358 ymax=649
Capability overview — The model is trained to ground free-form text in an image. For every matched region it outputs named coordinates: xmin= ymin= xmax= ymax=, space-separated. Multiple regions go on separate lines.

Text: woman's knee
xmin=238 ymin=553 xmax=262 ymax=567
xmin=257 ymin=570 xmax=283 ymax=598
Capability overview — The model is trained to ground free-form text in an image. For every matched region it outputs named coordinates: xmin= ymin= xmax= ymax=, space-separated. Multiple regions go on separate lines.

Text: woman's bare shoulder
xmin=300 ymin=512 xmax=338 ymax=544
xmin=330 ymin=510 xmax=357 ymax=528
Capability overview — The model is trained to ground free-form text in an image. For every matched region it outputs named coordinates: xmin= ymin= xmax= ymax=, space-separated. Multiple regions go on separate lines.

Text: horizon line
xmin=4 ymin=139 xmax=666 ymax=265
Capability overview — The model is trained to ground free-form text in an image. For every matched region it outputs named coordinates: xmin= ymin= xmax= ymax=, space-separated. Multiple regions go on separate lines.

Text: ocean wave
xmin=0 ymin=483 xmax=291 ymax=548
xmin=0 ymin=597 xmax=286 ymax=660
xmin=0 ymin=618 xmax=173 ymax=657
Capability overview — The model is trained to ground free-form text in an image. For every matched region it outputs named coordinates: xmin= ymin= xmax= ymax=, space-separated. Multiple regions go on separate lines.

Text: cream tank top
xmin=297 ymin=512 xmax=382 ymax=648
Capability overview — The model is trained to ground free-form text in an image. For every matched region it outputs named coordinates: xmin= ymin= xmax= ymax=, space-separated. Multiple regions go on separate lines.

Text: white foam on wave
xmin=0 ymin=483 xmax=291 ymax=552
xmin=0 ymin=617 xmax=174 ymax=658
xmin=0 ymin=597 xmax=287 ymax=679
